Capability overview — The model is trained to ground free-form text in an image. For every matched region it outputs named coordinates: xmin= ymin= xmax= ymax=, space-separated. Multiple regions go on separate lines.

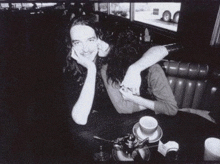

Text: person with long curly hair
xmin=101 ymin=29 xmax=178 ymax=115
xmin=63 ymin=15 xmax=110 ymax=125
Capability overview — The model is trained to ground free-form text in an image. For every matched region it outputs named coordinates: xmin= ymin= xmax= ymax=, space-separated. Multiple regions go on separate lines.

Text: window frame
xmin=210 ymin=5 xmax=220 ymax=47
xmin=95 ymin=2 xmax=179 ymax=40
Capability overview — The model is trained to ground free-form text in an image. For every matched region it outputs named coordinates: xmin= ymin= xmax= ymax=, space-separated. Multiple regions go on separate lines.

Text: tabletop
xmin=68 ymin=109 xmax=220 ymax=162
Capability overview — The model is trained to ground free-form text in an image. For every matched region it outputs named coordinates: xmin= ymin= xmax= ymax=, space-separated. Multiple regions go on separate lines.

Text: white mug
xmin=204 ymin=137 xmax=220 ymax=161
xmin=139 ymin=116 xmax=158 ymax=135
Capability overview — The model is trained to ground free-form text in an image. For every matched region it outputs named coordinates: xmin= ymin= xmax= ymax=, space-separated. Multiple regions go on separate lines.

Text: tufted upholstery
xmin=160 ymin=60 xmax=220 ymax=112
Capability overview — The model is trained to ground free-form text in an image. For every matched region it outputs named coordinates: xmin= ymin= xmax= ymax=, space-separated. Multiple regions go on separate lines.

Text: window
xmin=98 ymin=3 xmax=108 ymax=13
xmin=0 ymin=3 xmax=9 ymax=10
xmin=35 ymin=3 xmax=57 ymax=9
xmin=110 ymin=3 xmax=130 ymax=19
xmin=41 ymin=3 xmax=57 ymax=8
xmin=12 ymin=3 xmax=22 ymax=9
xmin=21 ymin=3 xmax=34 ymax=8
xmin=96 ymin=2 xmax=181 ymax=32
xmin=134 ymin=3 xmax=181 ymax=32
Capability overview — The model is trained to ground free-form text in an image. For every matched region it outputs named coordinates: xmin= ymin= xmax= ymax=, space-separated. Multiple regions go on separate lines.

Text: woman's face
xmin=70 ymin=25 xmax=98 ymax=61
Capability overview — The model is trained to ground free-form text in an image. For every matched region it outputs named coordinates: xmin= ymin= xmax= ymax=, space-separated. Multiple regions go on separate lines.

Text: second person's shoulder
xmin=148 ymin=64 xmax=164 ymax=74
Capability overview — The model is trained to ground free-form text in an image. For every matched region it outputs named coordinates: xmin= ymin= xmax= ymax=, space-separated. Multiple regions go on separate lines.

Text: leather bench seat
xmin=160 ymin=60 xmax=220 ymax=113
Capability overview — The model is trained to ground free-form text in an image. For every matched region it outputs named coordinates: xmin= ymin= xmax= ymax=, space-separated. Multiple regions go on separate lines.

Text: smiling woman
xmin=63 ymin=15 xmax=111 ymax=125
xmin=70 ymin=25 xmax=98 ymax=61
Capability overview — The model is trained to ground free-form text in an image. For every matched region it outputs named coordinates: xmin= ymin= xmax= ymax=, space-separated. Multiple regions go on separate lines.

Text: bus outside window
xmin=98 ymin=3 xmax=108 ymax=13
xmin=134 ymin=2 xmax=181 ymax=32
xmin=110 ymin=3 xmax=130 ymax=19
xmin=150 ymin=3 xmax=181 ymax=23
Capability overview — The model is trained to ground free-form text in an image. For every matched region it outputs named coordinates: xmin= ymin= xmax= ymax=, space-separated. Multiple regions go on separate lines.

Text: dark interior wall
xmin=178 ymin=1 xmax=219 ymax=48
xmin=176 ymin=1 xmax=220 ymax=66
xmin=0 ymin=11 xmax=72 ymax=163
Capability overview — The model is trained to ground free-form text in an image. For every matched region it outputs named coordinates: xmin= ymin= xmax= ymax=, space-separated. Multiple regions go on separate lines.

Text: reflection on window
xmin=134 ymin=3 xmax=181 ymax=32
xmin=22 ymin=3 xmax=34 ymax=8
xmin=41 ymin=3 xmax=57 ymax=7
xmin=0 ymin=3 xmax=9 ymax=9
xmin=35 ymin=3 xmax=57 ymax=8
xmin=98 ymin=3 xmax=108 ymax=13
xmin=110 ymin=3 xmax=130 ymax=19
xmin=12 ymin=3 xmax=22 ymax=9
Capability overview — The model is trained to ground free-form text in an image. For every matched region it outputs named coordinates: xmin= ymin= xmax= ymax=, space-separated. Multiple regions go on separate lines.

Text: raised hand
xmin=119 ymin=86 xmax=136 ymax=102
xmin=71 ymin=47 xmax=96 ymax=70
xmin=97 ymin=39 xmax=110 ymax=57
xmin=120 ymin=65 xmax=141 ymax=95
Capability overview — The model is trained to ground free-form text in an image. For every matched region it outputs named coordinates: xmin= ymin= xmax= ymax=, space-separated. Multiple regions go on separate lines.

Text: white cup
xmin=204 ymin=137 xmax=220 ymax=161
xmin=139 ymin=116 xmax=158 ymax=135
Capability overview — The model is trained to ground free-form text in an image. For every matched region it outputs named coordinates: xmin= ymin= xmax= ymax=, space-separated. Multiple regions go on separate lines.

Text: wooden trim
xmin=210 ymin=5 xmax=220 ymax=46
xmin=130 ymin=2 xmax=134 ymax=21
xmin=107 ymin=2 xmax=110 ymax=15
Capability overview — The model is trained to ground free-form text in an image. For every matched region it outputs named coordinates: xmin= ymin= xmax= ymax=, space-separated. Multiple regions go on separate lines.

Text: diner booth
xmin=0 ymin=1 xmax=220 ymax=163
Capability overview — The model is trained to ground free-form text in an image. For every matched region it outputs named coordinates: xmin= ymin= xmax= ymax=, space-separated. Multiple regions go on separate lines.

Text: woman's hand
xmin=97 ymin=39 xmax=110 ymax=57
xmin=120 ymin=65 xmax=142 ymax=95
xmin=120 ymin=86 xmax=153 ymax=111
xmin=71 ymin=47 xmax=96 ymax=70
xmin=119 ymin=86 xmax=137 ymax=102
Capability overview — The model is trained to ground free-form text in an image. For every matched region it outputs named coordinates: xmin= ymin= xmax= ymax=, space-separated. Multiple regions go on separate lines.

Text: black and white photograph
xmin=0 ymin=0 xmax=220 ymax=163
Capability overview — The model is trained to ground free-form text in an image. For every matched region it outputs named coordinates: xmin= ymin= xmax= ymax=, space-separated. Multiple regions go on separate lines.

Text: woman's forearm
xmin=121 ymin=46 xmax=169 ymax=95
xmin=71 ymin=66 xmax=96 ymax=125
xmin=129 ymin=95 xmax=178 ymax=115
xmin=129 ymin=46 xmax=168 ymax=73
xmin=131 ymin=95 xmax=178 ymax=115
xmin=132 ymin=96 xmax=155 ymax=111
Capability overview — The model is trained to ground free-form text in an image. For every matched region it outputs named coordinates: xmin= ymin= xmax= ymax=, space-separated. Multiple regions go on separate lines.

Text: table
xmin=68 ymin=109 xmax=220 ymax=162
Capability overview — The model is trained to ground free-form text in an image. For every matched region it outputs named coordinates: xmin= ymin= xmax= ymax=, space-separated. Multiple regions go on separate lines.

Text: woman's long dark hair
xmin=63 ymin=14 xmax=106 ymax=90
xmin=106 ymin=29 xmax=141 ymax=85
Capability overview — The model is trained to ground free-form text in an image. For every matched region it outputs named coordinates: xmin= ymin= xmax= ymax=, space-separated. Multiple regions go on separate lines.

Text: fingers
xmin=120 ymin=86 xmax=134 ymax=95
xmin=121 ymin=94 xmax=125 ymax=100
xmin=71 ymin=53 xmax=78 ymax=61
xmin=97 ymin=38 xmax=101 ymax=47
xmin=120 ymin=80 xmax=132 ymax=90
xmin=120 ymin=86 xmax=129 ymax=92
xmin=133 ymin=88 xmax=137 ymax=95
xmin=120 ymin=85 xmax=140 ymax=96
xmin=71 ymin=47 xmax=79 ymax=57
xmin=71 ymin=48 xmax=77 ymax=60
xmin=71 ymin=47 xmax=83 ymax=62
xmin=97 ymin=38 xmax=103 ymax=51
xmin=119 ymin=88 xmax=127 ymax=100
xmin=130 ymin=88 xmax=139 ymax=95
xmin=97 ymin=39 xmax=110 ymax=57
xmin=133 ymin=88 xmax=140 ymax=96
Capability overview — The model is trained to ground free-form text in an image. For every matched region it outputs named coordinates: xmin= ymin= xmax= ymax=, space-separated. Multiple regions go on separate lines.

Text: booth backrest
xmin=161 ymin=60 xmax=220 ymax=112
xmin=98 ymin=22 xmax=220 ymax=112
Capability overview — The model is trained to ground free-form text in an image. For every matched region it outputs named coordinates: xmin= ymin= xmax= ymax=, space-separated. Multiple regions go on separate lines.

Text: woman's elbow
xmin=71 ymin=110 xmax=88 ymax=125
xmin=115 ymin=106 xmax=133 ymax=114
xmin=116 ymin=109 xmax=132 ymax=114
xmin=169 ymin=106 xmax=178 ymax=116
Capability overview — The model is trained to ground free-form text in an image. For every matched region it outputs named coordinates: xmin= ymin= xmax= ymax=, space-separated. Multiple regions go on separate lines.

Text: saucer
xmin=132 ymin=122 xmax=163 ymax=143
